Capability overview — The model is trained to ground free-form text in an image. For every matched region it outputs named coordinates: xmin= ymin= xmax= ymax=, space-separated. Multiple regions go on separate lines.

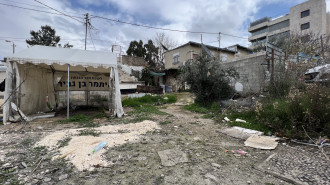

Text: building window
xmin=173 ymin=53 xmax=180 ymax=65
xmin=220 ymin=54 xmax=227 ymax=61
xmin=301 ymin=9 xmax=310 ymax=18
xmin=301 ymin=22 xmax=310 ymax=30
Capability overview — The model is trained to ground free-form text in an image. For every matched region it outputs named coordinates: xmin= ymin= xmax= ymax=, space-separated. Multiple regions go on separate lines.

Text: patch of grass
xmin=93 ymin=112 xmax=107 ymax=118
xmin=20 ymin=138 xmax=33 ymax=146
xmin=130 ymin=105 xmax=168 ymax=115
xmin=160 ymin=120 xmax=172 ymax=125
xmin=183 ymin=103 xmax=209 ymax=114
xmin=57 ymin=137 xmax=72 ymax=148
xmin=227 ymin=111 xmax=272 ymax=134
xmin=78 ymin=128 xmax=101 ymax=137
xmin=58 ymin=114 xmax=92 ymax=124
xmin=165 ymin=94 xmax=177 ymax=103
xmin=122 ymin=94 xmax=177 ymax=107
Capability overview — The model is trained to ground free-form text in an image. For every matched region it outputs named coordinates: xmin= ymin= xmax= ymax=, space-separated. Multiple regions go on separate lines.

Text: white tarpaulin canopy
xmin=3 ymin=45 xmax=124 ymax=124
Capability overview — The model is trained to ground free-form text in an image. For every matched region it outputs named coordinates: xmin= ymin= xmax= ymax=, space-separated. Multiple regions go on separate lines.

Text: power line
xmin=0 ymin=2 xmax=71 ymax=16
xmin=34 ymin=0 xmax=84 ymax=24
xmin=90 ymin=15 xmax=248 ymax=39
xmin=88 ymin=27 xmax=96 ymax=50
xmin=0 ymin=0 xmax=84 ymax=16
xmin=0 ymin=0 xmax=248 ymax=40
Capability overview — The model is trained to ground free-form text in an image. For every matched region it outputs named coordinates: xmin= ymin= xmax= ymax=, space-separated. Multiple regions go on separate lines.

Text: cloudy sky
xmin=0 ymin=0 xmax=329 ymax=59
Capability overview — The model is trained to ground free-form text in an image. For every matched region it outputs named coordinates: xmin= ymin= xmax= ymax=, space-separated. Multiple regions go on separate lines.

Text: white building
xmin=249 ymin=0 xmax=330 ymax=46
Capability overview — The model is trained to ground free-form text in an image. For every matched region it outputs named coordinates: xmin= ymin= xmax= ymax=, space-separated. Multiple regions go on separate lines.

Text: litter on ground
xmin=244 ymin=134 xmax=279 ymax=150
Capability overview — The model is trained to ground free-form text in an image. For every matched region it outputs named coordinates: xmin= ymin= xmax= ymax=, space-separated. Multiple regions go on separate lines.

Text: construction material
xmin=244 ymin=134 xmax=279 ymax=150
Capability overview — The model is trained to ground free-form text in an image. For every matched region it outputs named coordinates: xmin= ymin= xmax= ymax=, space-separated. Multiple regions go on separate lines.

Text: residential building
xmin=164 ymin=41 xmax=237 ymax=70
xmin=225 ymin=44 xmax=252 ymax=57
xmin=249 ymin=0 xmax=330 ymax=46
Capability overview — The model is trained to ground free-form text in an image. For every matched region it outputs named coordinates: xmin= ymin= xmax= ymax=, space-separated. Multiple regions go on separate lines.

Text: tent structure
xmin=3 ymin=45 xmax=124 ymax=124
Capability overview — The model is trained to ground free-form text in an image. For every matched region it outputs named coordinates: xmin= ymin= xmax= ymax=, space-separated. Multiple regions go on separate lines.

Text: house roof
xmin=226 ymin=44 xmax=252 ymax=52
xmin=6 ymin=45 xmax=117 ymax=70
xmin=166 ymin=41 xmax=235 ymax=54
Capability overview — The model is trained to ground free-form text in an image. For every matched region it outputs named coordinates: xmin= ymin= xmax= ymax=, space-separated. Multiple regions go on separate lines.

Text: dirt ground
xmin=0 ymin=93 xmax=329 ymax=185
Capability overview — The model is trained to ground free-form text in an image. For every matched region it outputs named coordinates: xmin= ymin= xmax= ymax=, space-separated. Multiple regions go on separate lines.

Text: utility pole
xmin=320 ymin=35 xmax=325 ymax=64
xmin=218 ymin=32 xmax=221 ymax=59
xmin=5 ymin=40 xmax=15 ymax=54
xmin=84 ymin=13 xmax=89 ymax=50
xmin=200 ymin=34 xmax=203 ymax=43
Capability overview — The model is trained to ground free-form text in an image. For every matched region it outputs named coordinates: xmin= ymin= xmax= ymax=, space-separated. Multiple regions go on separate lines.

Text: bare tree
xmin=153 ymin=32 xmax=178 ymax=69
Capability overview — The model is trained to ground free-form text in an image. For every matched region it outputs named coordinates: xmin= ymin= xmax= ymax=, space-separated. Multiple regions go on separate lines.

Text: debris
xmin=235 ymin=118 xmax=247 ymax=123
xmin=43 ymin=177 xmax=51 ymax=182
xmin=141 ymin=138 xmax=147 ymax=144
xmin=205 ymin=173 xmax=219 ymax=183
xmin=58 ymin=174 xmax=68 ymax=181
xmin=231 ymin=150 xmax=247 ymax=155
xmin=217 ymin=126 xmax=264 ymax=140
xmin=224 ymin=117 xmax=230 ymax=122
xmin=244 ymin=134 xmax=279 ymax=150
xmin=211 ymin=163 xmax=221 ymax=169
xmin=158 ymin=148 xmax=188 ymax=166
xmin=37 ymin=126 xmax=43 ymax=130
xmin=11 ymin=102 xmax=29 ymax=122
xmin=21 ymin=162 xmax=27 ymax=168
xmin=92 ymin=141 xmax=107 ymax=153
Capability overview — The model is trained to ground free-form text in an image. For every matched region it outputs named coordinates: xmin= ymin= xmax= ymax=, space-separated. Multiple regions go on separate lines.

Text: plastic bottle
xmin=92 ymin=141 xmax=107 ymax=153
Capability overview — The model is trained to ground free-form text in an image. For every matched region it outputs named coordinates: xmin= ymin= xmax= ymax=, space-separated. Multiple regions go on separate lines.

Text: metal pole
xmin=84 ymin=13 xmax=89 ymax=50
xmin=12 ymin=43 xmax=15 ymax=54
xmin=67 ymin=64 xmax=70 ymax=119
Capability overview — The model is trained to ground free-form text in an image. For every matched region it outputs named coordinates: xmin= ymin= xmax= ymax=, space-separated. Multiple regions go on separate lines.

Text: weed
xmin=183 ymin=103 xmax=209 ymax=114
xmin=58 ymin=114 xmax=92 ymax=124
xmin=122 ymin=94 xmax=177 ymax=107
xmin=78 ymin=128 xmax=101 ymax=137
xmin=57 ymin=137 xmax=72 ymax=148
xmin=118 ymin=129 xmax=129 ymax=133
xmin=184 ymin=168 xmax=193 ymax=176
xmin=79 ymin=122 xmax=100 ymax=128
xmin=20 ymin=138 xmax=33 ymax=146
xmin=189 ymin=122 xmax=199 ymax=125
xmin=227 ymin=111 xmax=273 ymax=134
xmin=123 ymin=115 xmax=153 ymax=124
xmin=130 ymin=105 xmax=168 ymax=115
xmin=93 ymin=112 xmax=107 ymax=118
xmin=160 ymin=120 xmax=172 ymax=125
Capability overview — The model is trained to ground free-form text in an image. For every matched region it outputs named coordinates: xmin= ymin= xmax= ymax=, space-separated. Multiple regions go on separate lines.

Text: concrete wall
xmin=327 ymin=13 xmax=330 ymax=34
xmin=222 ymin=52 xmax=267 ymax=95
xmin=121 ymin=55 xmax=146 ymax=66
xmin=164 ymin=44 xmax=235 ymax=69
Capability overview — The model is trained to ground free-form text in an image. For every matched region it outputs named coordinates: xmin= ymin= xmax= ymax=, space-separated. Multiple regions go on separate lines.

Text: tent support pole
xmin=67 ymin=64 xmax=70 ymax=119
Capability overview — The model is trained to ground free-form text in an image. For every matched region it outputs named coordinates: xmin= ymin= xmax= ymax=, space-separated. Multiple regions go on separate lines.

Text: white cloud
xmin=2 ymin=0 xmax=327 ymax=59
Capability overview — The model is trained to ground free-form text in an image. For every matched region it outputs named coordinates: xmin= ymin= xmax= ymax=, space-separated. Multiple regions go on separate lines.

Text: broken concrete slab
xmin=157 ymin=148 xmax=188 ymax=167
xmin=244 ymin=134 xmax=279 ymax=150
xmin=217 ymin=126 xmax=264 ymax=140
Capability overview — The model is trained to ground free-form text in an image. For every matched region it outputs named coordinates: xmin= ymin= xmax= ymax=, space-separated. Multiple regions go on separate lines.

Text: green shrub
xmin=180 ymin=53 xmax=238 ymax=105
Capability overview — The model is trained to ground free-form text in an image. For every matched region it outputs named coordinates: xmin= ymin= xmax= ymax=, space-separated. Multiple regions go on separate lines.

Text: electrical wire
xmin=34 ymin=0 xmax=84 ymax=23
xmin=0 ymin=0 xmax=84 ymax=16
xmin=90 ymin=15 xmax=248 ymax=39
xmin=88 ymin=26 xmax=96 ymax=50
xmin=0 ymin=0 xmax=248 ymax=40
